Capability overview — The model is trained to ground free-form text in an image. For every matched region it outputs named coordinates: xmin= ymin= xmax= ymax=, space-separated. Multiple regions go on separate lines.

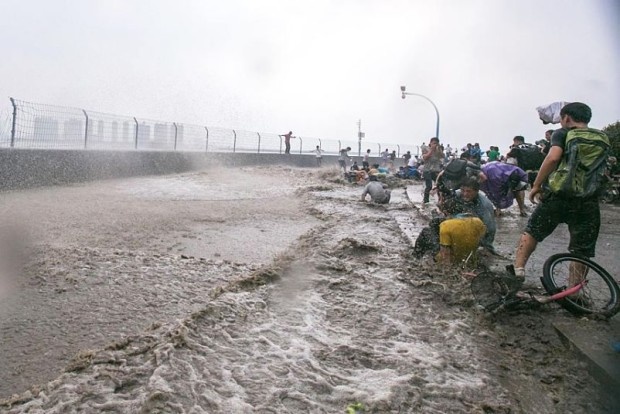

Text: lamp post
xmin=400 ymin=85 xmax=440 ymax=139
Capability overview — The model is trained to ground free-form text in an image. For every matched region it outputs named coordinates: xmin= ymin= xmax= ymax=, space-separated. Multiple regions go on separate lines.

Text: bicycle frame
xmin=534 ymin=279 xmax=587 ymax=304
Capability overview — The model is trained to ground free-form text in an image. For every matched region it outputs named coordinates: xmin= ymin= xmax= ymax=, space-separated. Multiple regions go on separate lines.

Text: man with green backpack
xmin=512 ymin=102 xmax=610 ymax=282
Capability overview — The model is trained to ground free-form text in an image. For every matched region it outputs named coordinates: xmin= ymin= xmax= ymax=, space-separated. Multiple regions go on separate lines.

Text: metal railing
xmin=1 ymin=98 xmax=420 ymax=157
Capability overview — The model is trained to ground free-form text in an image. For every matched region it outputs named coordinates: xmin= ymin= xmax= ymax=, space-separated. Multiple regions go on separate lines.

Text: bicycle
xmin=470 ymin=253 xmax=620 ymax=318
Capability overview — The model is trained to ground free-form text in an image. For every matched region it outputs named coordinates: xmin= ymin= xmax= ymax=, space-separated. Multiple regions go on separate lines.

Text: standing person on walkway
xmin=338 ymin=146 xmax=352 ymax=172
xmin=403 ymin=151 xmax=412 ymax=165
xmin=487 ymin=146 xmax=500 ymax=162
xmin=422 ymin=137 xmax=444 ymax=204
xmin=506 ymin=135 xmax=545 ymax=185
xmin=381 ymin=149 xmax=389 ymax=167
xmin=512 ymin=102 xmax=610 ymax=283
xmin=389 ymin=150 xmax=397 ymax=171
xmin=541 ymin=129 xmax=554 ymax=155
xmin=279 ymin=131 xmax=294 ymax=154
xmin=362 ymin=149 xmax=371 ymax=169
xmin=314 ymin=145 xmax=323 ymax=167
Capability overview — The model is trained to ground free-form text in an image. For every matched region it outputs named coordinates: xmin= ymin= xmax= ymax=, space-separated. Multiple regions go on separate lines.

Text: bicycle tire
xmin=541 ymin=253 xmax=620 ymax=318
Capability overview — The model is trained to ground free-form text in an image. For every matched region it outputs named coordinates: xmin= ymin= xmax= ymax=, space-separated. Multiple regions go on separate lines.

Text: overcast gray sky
xmin=1 ymin=0 xmax=619 ymax=152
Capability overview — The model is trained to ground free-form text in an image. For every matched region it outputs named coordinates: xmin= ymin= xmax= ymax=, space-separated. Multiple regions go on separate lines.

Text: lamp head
xmin=400 ymin=85 xmax=406 ymax=92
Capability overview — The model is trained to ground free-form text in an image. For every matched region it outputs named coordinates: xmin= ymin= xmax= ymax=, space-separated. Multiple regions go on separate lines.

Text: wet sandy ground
xmin=1 ymin=166 xmax=619 ymax=412
xmin=0 ymin=166 xmax=319 ymax=398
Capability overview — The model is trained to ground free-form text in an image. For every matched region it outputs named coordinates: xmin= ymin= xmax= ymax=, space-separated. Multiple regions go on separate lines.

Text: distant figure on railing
xmin=279 ymin=131 xmax=295 ymax=154
xmin=314 ymin=145 xmax=323 ymax=167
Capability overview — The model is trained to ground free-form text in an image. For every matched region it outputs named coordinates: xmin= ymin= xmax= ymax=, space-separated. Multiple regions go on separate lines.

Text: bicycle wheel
xmin=541 ymin=253 xmax=620 ymax=318
xmin=471 ymin=271 xmax=511 ymax=311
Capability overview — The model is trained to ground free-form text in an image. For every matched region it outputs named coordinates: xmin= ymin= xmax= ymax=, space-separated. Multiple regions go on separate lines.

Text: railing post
xmin=299 ymin=136 xmax=303 ymax=154
xmin=173 ymin=122 xmax=178 ymax=150
xmin=318 ymin=138 xmax=322 ymax=149
xmin=397 ymin=144 xmax=400 ymax=158
xmin=82 ymin=109 xmax=89 ymax=149
xmin=133 ymin=117 xmax=139 ymax=149
xmin=232 ymin=129 xmax=237 ymax=153
xmin=338 ymin=140 xmax=341 ymax=151
xmin=257 ymin=132 xmax=261 ymax=153
xmin=279 ymin=136 xmax=282 ymax=154
xmin=377 ymin=144 xmax=381 ymax=156
xmin=9 ymin=97 xmax=17 ymax=147
xmin=205 ymin=127 xmax=209 ymax=152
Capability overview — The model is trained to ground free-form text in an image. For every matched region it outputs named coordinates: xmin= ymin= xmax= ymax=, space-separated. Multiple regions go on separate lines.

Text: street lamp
xmin=400 ymin=85 xmax=440 ymax=139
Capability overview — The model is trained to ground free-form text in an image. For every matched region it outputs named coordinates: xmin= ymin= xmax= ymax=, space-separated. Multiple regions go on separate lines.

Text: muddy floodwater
xmin=0 ymin=166 xmax=618 ymax=413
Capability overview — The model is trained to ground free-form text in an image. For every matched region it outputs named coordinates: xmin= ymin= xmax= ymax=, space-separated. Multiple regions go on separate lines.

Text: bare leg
xmin=515 ymin=232 xmax=538 ymax=271
xmin=514 ymin=190 xmax=527 ymax=216
xmin=569 ymin=261 xmax=588 ymax=287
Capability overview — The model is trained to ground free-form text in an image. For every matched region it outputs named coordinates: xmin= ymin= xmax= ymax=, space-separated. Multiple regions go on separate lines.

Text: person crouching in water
xmin=479 ymin=162 xmax=529 ymax=217
xmin=438 ymin=212 xmax=487 ymax=266
xmin=360 ymin=175 xmax=391 ymax=204
xmin=413 ymin=197 xmax=486 ymax=266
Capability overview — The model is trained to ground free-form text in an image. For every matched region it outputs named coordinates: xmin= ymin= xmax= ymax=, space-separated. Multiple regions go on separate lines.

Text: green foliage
xmin=602 ymin=121 xmax=620 ymax=159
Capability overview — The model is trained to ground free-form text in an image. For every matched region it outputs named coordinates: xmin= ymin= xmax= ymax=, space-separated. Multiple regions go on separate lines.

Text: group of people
xmin=413 ymin=102 xmax=611 ymax=284
xmin=292 ymin=101 xmax=611 ymax=291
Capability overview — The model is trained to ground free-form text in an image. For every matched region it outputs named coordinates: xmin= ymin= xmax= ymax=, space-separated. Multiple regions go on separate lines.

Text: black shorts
xmin=525 ymin=195 xmax=600 ymax=257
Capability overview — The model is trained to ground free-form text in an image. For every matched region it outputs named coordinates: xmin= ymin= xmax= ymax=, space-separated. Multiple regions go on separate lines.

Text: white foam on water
xmin=3 ymin=180 xmax=515 ymax=413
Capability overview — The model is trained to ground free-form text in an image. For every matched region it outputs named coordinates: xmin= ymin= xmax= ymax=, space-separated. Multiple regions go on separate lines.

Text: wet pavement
xmin=0 ymin=167 xmax=618 ymax=413
xmin=406 ymin=182 xmax=620 ymax=406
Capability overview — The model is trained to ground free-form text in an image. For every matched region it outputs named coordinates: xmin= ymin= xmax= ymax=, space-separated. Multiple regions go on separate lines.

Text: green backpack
xmin=547 ymin=128 xmax=610 ymax=198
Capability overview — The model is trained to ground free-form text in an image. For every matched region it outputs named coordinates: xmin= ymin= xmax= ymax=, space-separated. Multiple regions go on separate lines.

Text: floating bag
xmin=547 ymin=128 xmax=610 ymax=198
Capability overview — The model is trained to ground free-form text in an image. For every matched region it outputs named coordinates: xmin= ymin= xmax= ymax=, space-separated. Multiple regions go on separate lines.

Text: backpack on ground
xmin=547 ymin=128 xmax=610 ymax=198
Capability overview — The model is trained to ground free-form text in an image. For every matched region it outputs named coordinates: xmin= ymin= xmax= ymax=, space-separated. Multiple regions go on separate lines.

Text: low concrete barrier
xmin=0 ymin=149 xmax=400 ymax=191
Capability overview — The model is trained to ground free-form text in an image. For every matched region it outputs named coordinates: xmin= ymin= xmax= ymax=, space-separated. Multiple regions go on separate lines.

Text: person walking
xmin=512 ymin=102 xmax=610 ymax=285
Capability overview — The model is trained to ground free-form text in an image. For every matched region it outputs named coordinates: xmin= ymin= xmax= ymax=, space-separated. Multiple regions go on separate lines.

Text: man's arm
xmin=530 ymin=146 xmax=563 ymax=202
xmin=361 ymin=185 xmax=369 ymax=201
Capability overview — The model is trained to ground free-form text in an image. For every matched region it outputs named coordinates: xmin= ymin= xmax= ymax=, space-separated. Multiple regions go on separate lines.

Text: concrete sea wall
xmin=0 ymin=149 xmax=399 ymax=191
